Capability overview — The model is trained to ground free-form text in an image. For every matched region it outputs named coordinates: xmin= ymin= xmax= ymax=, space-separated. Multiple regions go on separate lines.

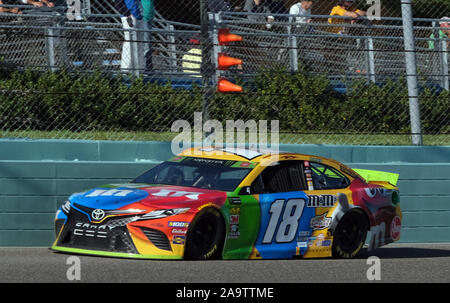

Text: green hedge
xmin=0 ymin=68 xmax=448 ymax=134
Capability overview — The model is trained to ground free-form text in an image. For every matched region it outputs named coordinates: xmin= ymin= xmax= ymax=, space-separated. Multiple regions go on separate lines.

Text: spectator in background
xmin=208 ymin=0 xmax=231 ymax=13
xmin=22 ymin=0 xmax=54 ymax=8
xmin=427 ymin=17 xmax=450 ymax=81
xmin=429 ymin=17 xmax=450 ymax=50
xmin=244 ymin=0 xmax=274 ymax=27
xmin=289 ymin=0 xmax=314 ymax=26
xmin=116 ymin=0 xmax=155 ymax=74
xmin=328 ymin=0 xmax=366 ymax=34
xmin=288 ymin=0 xmax=317 ymax=71
xmin=0 ymin=0 xmax=21 ymax=13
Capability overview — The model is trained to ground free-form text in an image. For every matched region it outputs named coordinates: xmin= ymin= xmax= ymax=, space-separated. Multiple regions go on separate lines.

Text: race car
xmin=52 ymin=147 xmax=401 ymax=259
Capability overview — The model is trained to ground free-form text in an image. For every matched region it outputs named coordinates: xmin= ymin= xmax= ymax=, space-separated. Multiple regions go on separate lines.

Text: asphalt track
xmin=0 ymin=243 xmax=449 ymax=283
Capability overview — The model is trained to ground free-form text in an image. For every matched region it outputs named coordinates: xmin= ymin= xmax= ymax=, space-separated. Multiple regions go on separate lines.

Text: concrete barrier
xmin=0 ymin=139 xmax=449 ymax=246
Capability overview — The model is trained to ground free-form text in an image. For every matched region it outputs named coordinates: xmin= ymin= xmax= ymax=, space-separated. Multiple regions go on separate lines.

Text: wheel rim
xmin=336 ymin=213 xmax=366 ymax=254
xmin=340 ymin=219 xmax=359 ymax=247
xmin=189 ymin=214 xmax=218 ymax=255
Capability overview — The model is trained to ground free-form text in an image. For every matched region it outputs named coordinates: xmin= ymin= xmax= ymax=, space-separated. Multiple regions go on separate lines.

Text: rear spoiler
xmin=352 ymin=168 xmax=399 ymax=186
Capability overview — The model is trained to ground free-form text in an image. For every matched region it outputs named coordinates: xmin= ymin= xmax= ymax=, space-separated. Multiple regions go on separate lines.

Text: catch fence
xmin=0 ymin=0 xmax=448 ymax=145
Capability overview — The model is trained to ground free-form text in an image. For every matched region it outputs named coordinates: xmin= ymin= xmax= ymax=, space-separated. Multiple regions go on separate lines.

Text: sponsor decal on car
xmin=151 ymin=189 xmax=202 ymax=200
xmin=391 ymin=216 xmax=401 ymax=240
xmin=172 ymin=229 xmax=188 ymax=234
xmin=296 ymin=242 xmax=308 ymax=248
xmin=91 ymin=209 xmax=106 ymax=221
xmin=173 ymin=235 xmax=186 ymax=245
xmin=85 ymin=189 xmax=135 ymax=198
xmin=364 ymin=187 xmax=390 ymax=198
xmin=368 ymin=222 xmax=386 ymax=251
xmin=230 ymin=207 xmax=240 ymax=215
xmin=307 ymin=195 xmax=337 ymax=207
xmin=230 ymin=215 xmax=239 ymax=224
xmin=229 ymin=197 xmax=242 ymax=205
xmin=310 ymin=212 xmax=332 ymax=230
xmin=229 ymin=224 xmax=240 ymax=239
xmin=73 ymin=223 xmax=110 ymax=238
xmin=231 ymin=161 xmax=257 ymax=168
xmin=168 ymin=221 xmax=190 ymax=228
xmin=322 ymin=240 xmax=332 ymax=247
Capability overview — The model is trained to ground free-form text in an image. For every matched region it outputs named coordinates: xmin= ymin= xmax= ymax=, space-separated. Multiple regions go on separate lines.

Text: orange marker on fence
xmin=216 ymin=28 xmax=244 ymax=93
xmin=218 ymin=53 xmax=243 ymax=70
xmin=218 ymin=28 xmax=243 ymax=45
xmin=217 ymin=78 xmax=243 ymax=93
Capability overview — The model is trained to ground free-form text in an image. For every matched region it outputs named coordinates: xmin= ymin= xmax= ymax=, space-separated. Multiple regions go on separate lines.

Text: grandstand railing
xmin=0 ymin=4 xmax=200 ymax=77
xmin=0 ymin=7 xmax=448 ymax=90
xmin=215 ymin=12 xmax=449 ymax=89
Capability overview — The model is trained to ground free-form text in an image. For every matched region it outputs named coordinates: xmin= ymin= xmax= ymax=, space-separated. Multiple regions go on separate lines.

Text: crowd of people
xmin=0 ymin=0 xmax=448 ymax=75
xmin=180 ymin=0 xmax=370 ymax=75
xmin=206 ymin=0 xmax=367 ymax=30
xmin=0 ymin=0 xmax=54 ymax=14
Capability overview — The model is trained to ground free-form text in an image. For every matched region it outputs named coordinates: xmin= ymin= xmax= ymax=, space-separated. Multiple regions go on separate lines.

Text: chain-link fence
xmin=0 ymin=0 xmax=448 ymax=145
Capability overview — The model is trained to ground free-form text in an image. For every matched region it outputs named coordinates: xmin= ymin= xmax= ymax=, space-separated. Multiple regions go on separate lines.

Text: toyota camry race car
xmin=52 ymin=147 xmax=401 ymax=259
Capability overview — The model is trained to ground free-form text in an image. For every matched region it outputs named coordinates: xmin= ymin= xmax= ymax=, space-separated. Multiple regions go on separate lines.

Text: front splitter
xmin=50 ymin=245 xmax=182 ymax=260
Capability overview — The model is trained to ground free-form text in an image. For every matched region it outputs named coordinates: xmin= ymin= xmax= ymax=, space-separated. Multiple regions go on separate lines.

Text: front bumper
xmin=52 ymin=206 xmax=186 ymax=259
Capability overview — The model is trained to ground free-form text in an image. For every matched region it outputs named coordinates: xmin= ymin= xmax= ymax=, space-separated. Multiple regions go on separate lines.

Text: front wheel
xmin=332 ymin=210 xmax=369 ymax=259
xmin=184 ymin=208 xmax=225 ymax=260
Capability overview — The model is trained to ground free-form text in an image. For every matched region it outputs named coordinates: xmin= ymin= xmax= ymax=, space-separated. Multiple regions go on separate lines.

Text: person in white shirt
xmin=288 ymin=0 xmax=317 ymax=72
xmin=289 ymin=0 xmax=314 ymax=26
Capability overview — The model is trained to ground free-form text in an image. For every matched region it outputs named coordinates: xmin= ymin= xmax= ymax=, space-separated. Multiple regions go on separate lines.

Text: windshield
xmin=132 ymin=157 xmax=255 ymax=192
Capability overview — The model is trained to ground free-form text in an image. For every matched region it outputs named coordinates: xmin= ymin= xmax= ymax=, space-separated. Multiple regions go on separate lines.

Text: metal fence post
xmin=168 ymin=25 xmax=177 ymax=68
xmin=45 ymin=27 xmax=57 ymax=72
xmin=287 ymin=24 xmax=298 ymax=73
xmin=130 ymin=28 xmax=139 ymax=77
xmin=200 ymin=0 xmax=215 ymax=124
xmin=401 ymin=0 xmax=423 ymax=146
xmin=211 ymin=12 xmax=221 ymax=83
xmin=366 ymin=37 xmax=376 ymax=83
xmin=440 ymin=39 xmax=449 ymax=91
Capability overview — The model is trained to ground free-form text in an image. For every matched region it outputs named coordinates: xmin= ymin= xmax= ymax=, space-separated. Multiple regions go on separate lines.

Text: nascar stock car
xmin=52 ymin=147 xmax=401 ymax=260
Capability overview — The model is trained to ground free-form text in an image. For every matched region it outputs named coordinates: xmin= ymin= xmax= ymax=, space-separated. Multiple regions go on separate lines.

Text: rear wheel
xmin=332 ymin=210 xmax=369 ymax=259
xmin=184 ymin=208 xmax=225 ymax=260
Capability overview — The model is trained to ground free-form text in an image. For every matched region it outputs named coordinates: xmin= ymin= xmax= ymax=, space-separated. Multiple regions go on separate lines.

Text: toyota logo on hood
xmin=91 ymin=209 xmax=106 ymax=221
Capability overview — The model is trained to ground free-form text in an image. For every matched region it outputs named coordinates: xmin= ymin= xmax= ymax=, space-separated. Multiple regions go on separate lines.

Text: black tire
xmin=332 ymin=210 xmax=369 ymax=259
xmin=184 ymin=208 xmax=225 ymax=260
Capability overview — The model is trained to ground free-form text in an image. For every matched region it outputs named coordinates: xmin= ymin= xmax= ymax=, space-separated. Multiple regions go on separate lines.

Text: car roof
xmin=178 ymin=146 xmax=364 ymax=181
xmin=178 ymin=146 xmax=331 ymax=164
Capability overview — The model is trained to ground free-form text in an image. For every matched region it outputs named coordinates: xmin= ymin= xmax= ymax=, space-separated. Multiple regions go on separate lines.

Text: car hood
xmin=69 ymin=184 xmax=228 ymax=210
